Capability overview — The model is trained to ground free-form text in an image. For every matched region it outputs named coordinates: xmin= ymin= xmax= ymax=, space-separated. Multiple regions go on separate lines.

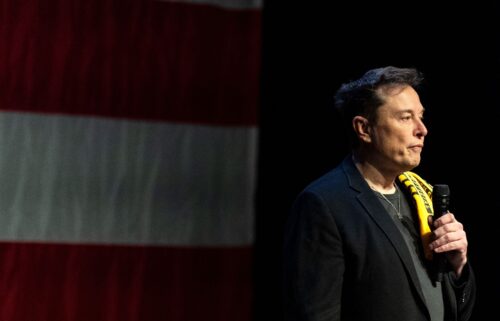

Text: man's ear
xmin=352 ymin=116 xmax=372 ymax=143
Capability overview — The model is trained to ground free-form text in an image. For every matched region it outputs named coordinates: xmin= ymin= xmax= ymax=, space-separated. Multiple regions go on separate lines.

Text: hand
xmin=429 ymin=212 xmax=468 ymax=277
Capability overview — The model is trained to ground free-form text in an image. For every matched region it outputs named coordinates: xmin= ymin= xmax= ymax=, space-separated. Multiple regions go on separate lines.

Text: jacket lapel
xmin=342 ymin=156 xmax=429 ymax=312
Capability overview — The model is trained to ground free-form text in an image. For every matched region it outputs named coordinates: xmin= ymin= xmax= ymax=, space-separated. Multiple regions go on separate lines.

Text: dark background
xmin=256 ymin=3 xmax=499 ymax=321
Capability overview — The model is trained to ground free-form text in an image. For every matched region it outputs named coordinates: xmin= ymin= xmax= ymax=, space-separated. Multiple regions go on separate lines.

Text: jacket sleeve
xmin=283 ymin=191 xmax=344 ymax=321
xmin=444 ymin=262 xmax=476 ymax=321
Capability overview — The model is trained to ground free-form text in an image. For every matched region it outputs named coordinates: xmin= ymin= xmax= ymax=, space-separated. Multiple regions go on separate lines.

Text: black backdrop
xmin=256 ymin=3 xmax=499 ymax=321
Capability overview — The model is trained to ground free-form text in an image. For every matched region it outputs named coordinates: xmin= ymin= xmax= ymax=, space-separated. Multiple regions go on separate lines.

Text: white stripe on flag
xmin=0 ymin=112 xmax=257 ymax=246
xmin=155 ymin=0 xmax=262 ymax=10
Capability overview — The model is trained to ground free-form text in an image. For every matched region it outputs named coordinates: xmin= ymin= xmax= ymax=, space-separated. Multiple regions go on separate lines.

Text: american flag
xmin=0 ymin=0 xmax=261 ymax=320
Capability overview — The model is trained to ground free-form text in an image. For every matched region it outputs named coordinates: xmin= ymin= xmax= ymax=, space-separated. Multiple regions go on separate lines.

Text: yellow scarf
xmin=398 ymin=171 xmax=435 ymax=260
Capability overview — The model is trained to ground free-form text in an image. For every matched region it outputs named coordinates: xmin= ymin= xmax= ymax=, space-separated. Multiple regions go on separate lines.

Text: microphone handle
xmin=432 ymin=184 xmax=450 ymax=283
xmin=435 ymin=212 xmax=447 ymax=283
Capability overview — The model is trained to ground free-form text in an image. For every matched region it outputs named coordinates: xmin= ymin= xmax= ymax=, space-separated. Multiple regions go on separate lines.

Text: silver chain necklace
xmin=373 ymin=185 xmax=402 ymax=220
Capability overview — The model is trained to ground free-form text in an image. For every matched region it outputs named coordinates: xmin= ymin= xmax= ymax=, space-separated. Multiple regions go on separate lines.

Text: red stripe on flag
xmin=0 ymin=242 xmax=253 ymax=321
xmin=0 ymin=0 xmax=261 ymax=126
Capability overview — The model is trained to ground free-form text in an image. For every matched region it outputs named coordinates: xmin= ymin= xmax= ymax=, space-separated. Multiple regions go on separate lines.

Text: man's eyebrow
xmin=398 ymin=108 xmax=425 ymax=114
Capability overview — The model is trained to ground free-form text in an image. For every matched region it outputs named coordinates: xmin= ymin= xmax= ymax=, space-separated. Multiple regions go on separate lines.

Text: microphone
xmin=433 ymin=184 xmax=450 ymax=217
xmin=432 ymin=184 xmax=450 ymax=282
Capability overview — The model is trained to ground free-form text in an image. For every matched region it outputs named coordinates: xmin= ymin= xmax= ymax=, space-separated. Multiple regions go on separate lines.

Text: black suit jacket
xmin=283 ymin=155 xmax=476 ymax=321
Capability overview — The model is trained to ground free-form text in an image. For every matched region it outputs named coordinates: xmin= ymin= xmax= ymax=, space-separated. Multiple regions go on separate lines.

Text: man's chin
xmin=402 ymin=157 xmax=421 ymax=171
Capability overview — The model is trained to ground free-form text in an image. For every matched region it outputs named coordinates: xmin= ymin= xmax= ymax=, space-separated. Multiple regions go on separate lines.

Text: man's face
xmin=369 ymin=86 xmax=428 ymax=172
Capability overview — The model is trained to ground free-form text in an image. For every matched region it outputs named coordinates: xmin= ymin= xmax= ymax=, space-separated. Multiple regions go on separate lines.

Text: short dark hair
xmin=334 ymin=66 xmax=423 ymax=148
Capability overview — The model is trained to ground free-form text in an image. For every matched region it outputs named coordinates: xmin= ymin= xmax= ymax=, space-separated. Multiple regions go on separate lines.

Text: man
xmin=283 ymin=66 xmax=476 ymax=321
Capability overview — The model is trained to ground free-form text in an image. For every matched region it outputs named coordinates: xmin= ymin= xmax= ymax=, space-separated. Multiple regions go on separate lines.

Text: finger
xmin=433 ymin=239 xmax=468 ymax=254
xmin=432 ymin=221 xmax=464 ymax=239
xmin=433 ymin=212 xmax=457 ymax=228
xmin=430 ymin=231 xmax=467 ymax=252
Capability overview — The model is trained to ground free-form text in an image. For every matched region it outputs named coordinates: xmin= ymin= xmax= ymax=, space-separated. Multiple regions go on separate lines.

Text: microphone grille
xmin=433 ymin=184 xmax=450 ymax=197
